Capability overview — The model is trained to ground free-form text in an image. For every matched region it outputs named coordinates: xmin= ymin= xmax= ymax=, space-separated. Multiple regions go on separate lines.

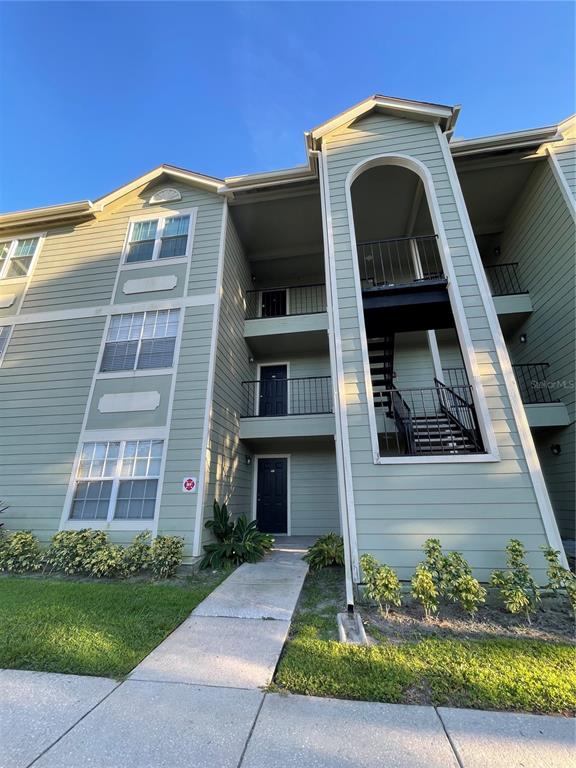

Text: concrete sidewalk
xmin=1 ymin=542 xmax=573 ymax=768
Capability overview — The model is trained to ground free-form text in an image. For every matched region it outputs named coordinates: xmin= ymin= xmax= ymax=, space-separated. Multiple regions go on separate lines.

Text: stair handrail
xmin=434 ymin=378 xmax=482 ymax=451
xmin=390 ymin=387 xmax=415 ymax=454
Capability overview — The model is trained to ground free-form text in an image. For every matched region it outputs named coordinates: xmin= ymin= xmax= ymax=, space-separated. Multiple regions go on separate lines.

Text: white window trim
xmin=251 ymin=454 xmax=291 ymax=536
xmin=342 ymin=152 xmax=499 ymax=465
xmin=64 ymin=437 xmax=167 ymax=528
xmin=0 ymin=324 xmax=13 ymax=367
xmin=0 ymin=232 xmax=45 ymax=283
xmin=99 ymin=308 xmax=180 ymax=375
xmin=121 ymin=208 xmax=197 ymax=267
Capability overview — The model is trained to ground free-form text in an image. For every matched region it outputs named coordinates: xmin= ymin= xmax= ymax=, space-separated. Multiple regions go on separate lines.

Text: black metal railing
xmin=484 ymin=263 xmax=526 ymax=296
xmin=377 ymin=383 xmax=483 ymax=456
xmin=442 ymin=367 xmax=471 ymax=391
xmin=513 ymin=364 xmax=559 ymax=404
xmin=357 ymin=235 xmax=443 ymax=289
xmin=245 ymin=283 xmax=326 ymax=320
xmin=242 ymin=376 xmax=333 ymax=417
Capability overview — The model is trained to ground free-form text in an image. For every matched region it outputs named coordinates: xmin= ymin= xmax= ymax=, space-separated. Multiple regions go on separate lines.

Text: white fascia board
xmin=450 ymin=126 xmax=561 ymax=157
xmin=0 ymin=201 xmax=94 ymax=232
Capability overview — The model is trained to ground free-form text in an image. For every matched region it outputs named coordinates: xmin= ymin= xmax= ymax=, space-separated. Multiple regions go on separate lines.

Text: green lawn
xmin=0 ymin=571 xmax=228 ymax=678
xmin=274 ymin=568 xmax=576 ymax=714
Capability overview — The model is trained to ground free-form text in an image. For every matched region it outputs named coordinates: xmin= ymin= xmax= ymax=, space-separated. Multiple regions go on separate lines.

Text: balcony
xmin=358 ymin=235 xmax=452 ymax=334
xmin=244 ymin=283 xmax=328 ymax=356
xmin=512 ymin=364 xmax=570 ymax=428
xmin=485 ymin=263 xmax=533 ymax=322
xmin=239 ymin=376 xmax=335 ymax=440
xmin=376 ymin=380 xmax=484 ymax=457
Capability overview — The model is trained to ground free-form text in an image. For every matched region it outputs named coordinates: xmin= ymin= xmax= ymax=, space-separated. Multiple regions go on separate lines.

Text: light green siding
xmin=290 ymin=447 xmax=340 ymax=535
xmin=86 ymin=374 xmax=172 ymax=430
xmin=323 ymin=112 xmax=551 ymax=581
xmin=394 ymin=332 xmax=435 ymax=389
xmin=500 ymin=160 xmax=576 ymax=538
xmin=113 ymin=262 xmax=188 ymax=304
xmin=201 ymin=216 xmax=256 ymax=545
xmin=0 ymin=317 xmax=104 ymax=541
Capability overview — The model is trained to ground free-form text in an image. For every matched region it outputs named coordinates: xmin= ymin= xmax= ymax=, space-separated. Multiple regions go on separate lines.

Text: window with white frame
xmin=0 ymin=326 xmax=11 ymax=361
xmin=125 ymin=214 xmax=191 ymax=263
xmin=100 ymin=309 xmax=179 ymax=372
xmin=0 ymin=237 xmax=40 ymax=279
xmin=70 ymin=439 xmax=163 ymax=521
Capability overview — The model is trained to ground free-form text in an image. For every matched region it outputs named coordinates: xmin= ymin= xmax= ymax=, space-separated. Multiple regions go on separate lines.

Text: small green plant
xmin=542 ymin=546 xmax=576 ymax=617
xmin=420 ymin=538 xmax=486 ymax=616
xmin=86 ymin=544 xmax=126 ymax=578
xmin=201 ymin=501 xmax=273 ymax=569
xmin=490 ymin=539 xmax=540 ymax=623
xmin=0 ymin=530 xmax=43 ymax=573
xmin=411 ymin=564 xmax=438 ymax=619
xmin=45 ymin=529 xmax=110 ymax=575
xmin=360 ymin=554 xmax=402 ymax=617
xmin=303 ymin=533 xmax=345 ymax=571
xmin=122 ymin=531 xmax=152 ymax=576
xmin=150 ymin=535 xmax=184 ymax=579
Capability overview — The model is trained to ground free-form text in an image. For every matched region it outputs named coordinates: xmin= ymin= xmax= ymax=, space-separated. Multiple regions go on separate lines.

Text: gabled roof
xmin=0 ymin=164 xmax=224 ymax=232
xmin=306 ymin=94 xmax=460 ymax=149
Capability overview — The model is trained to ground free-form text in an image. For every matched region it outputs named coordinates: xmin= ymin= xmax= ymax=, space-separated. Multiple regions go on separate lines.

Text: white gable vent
xmin=149 ymin=187 xmax=182 ymax=204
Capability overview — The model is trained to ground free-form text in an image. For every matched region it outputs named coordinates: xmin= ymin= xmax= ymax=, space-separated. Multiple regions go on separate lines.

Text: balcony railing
xmin=444 ymin=364 xmax=559 ymax=405
xmin=377 ymin=381 xmax=483 ymax=456
xmin=513 ymin=364 xmax=559 ymax=404
xmin=245 ymin=283 xmax=326 ymax=320
xmin=357 ymin=235 xmax=444 ymax=289
xmin=242 ymin=376 xmax=333 ymax=417
xmin=485 ymin=263 xmax=526 ymax=296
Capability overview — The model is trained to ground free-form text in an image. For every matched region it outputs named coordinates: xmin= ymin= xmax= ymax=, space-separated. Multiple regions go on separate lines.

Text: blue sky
xmin=0 ymin=1 xmax=574 ymax=211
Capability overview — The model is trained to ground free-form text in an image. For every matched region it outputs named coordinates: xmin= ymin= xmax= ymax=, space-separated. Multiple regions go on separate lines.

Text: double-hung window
xmin=100 ymin=309 xmax=180 ymax=373
xmin=70 ymin=439 xmax=163 ymax=522
xmin=125 ymin=214 xmax=191 ymax=263
xmin=0 ymin=237 xmax=40 ymax=279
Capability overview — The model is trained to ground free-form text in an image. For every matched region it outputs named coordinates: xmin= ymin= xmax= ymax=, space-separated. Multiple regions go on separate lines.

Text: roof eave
xmin=0 ymin=201 xmax=94 ymax=233
xmin=450 ymin=126 xmax=562 ymax=157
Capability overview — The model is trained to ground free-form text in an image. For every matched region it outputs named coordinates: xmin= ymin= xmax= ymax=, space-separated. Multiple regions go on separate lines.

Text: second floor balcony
xmin=484 ymin=262 xmax=533 ymax=321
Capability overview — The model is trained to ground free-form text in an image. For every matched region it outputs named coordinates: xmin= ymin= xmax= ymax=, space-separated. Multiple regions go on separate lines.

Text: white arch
xmin=343 ymin=152 xmax=499 ymax=462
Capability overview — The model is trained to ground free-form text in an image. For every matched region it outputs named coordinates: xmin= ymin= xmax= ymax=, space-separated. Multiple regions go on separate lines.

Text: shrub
xmin=46 ymin=529 xmax=110 ymax=575
xmin=304 ymin=533 xmax=345 ymax=571
xmin=360 ymin=554 xmax=402 ymax=617
xmin=200 ymin=501 xmax=273 ymax=569
xmin=421 ymin=538 xmax=486 ymax=617
xmin=0 ymin=530 xmax=43 ymax=573
xmin=542 ymin=546 xmax=576 ymax=616
xmin=411 ymin=564 xmax=438 ymax=619
xmin=122 ymin=531 xmax=152 ymax=576
xmin=86 ymin=544 xmax=126 ymax=578
xmin=150 ymin=535 xmax=184 ymax=579
xmin=490 ymin=539 xmax=540 ymax=623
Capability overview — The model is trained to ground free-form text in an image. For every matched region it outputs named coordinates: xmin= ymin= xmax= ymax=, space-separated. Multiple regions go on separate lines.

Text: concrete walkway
xmin=1 ymin=541 xmax=574 ymax=768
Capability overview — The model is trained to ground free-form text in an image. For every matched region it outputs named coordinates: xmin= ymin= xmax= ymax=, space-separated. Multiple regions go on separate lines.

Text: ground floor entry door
xmin=256 ymin=457 xmax=288 ymax=534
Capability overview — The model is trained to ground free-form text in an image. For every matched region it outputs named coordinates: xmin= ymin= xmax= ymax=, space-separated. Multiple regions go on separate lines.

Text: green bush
xmin=150 ymin=535 xmax=184 ymax=579
xmin=422 ymin=538 xmax=486 ymax=617
xmin=411 ymin=564 xmax=438 ymax=619
xmin=0 ymin=530 xmax=42 ymax=573
xmin=122 ymin=531 xmax=152 ymax=575
xmin=201 ymin=501 xmax=273 ymax=568
xmin=304 ymin=533 xmax=345 ymax=571
xmin=360 ymin=554 xmax=402 ymax=617
xmin=45 ymin=529 xmax=110 ymax=576
xmin=542 ymin=546 xmax=576 ymax=616
xmin=491 ymin=539 xmax=540 ymax=623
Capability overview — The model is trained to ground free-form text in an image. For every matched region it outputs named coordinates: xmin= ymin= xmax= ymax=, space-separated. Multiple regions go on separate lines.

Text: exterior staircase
xmin=367 ymin=335 xmax=395 ymax=411
xmin=410 ymin=414 xmax=477 ymax=454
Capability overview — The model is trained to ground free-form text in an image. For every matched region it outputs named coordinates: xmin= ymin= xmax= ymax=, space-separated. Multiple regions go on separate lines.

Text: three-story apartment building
xmin=1 ymin=95 xmax=574 ymax=606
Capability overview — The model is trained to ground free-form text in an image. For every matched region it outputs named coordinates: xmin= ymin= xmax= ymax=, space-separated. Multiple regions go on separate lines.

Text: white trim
xmin=192 ymin=202 xmax=228 ymax=557
xmin=436 ymin=124 xmax=568 ymax=567
xmin=546 ymin=149 xmax=576 ymax=216
xmin=2 ymin=293 xmax=216 ymax=327
xmin=120 ymin=256 xmax=188 ymax=272
xmin=96 ymin=368 xmax=174 ymax=381
xmin=0 ymin=323 xmax=13 ymax=367
xmin=0 ymin=231 xmax=45 ymax=315
xmin=318 ymin=148 xmax=359 ymax=603
xmin=120 ymin=207 xmax=197 ymax=267
xmin=427 ymin=330 xmax=444 ymax=382
xmin=63 ymin=520 xmax=153 ymax=532
xmin=252 ymin=454 xmax=291 ymax=535
xmin=343 ymin=152 xmax=499 ymax=463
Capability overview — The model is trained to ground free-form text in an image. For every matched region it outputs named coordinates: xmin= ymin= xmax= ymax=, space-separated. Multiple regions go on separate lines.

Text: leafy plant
xmin=411 ymin=564 xmax=438 ymax=619
xmin=122 ymin=531 xmax=152 ymax=576
xmin=420 ymin=538 xmax=486 ymax=617
xmin=360 ymin=554 xmax=402 ymax=617
xmin=87 ymin=544 xmax=126 ymax=578
xmin=201 ymin=502 xmax=273 ymax=569
xmin=0 ymin=530 xmax=43 ymax=573
xmin=150 ymin=535 xmax=184 ymax=579
xmin=490 ymin=539 xmax=540 ymax=623
xmin=45 ymin=529 xmax=110 ymax=575
xmin=304 ymin=533 xmax=345 ymax=571
xmin=542 ymin=546 xmax=576 ymax=616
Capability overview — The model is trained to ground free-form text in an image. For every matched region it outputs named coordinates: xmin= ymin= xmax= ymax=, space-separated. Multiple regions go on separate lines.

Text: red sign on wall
xmin=182 ymin=477 xmax=197 ymax=493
